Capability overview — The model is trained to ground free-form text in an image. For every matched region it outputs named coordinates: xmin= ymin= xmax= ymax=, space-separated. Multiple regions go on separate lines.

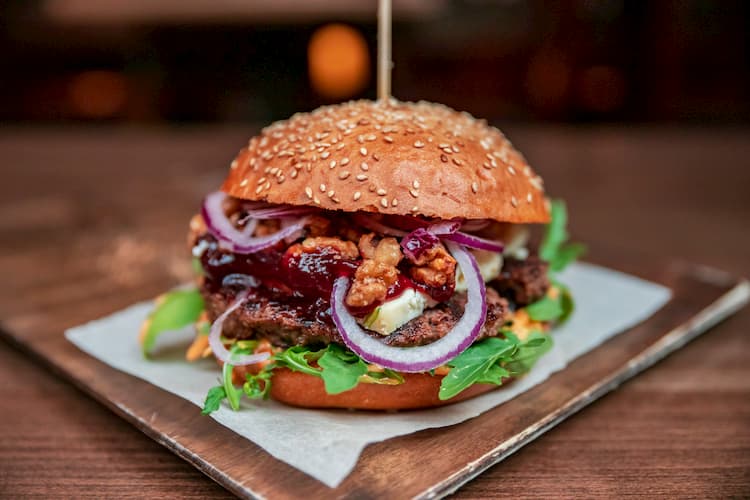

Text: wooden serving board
xmin=1 ymin=257 xmax=747 ymax=499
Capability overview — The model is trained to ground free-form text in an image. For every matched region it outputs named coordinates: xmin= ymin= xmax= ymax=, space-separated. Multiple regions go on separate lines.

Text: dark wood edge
xmin=419 ymin=277 xmax=750 ymax=499
xmin=0 ymin=326 xmax=261 ymax=500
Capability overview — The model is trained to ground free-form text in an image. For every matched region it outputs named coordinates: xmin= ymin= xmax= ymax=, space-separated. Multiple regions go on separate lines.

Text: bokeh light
xmin=308 ymin=23 xmax=370 ymax=100
xmin=68 ymin=70 xmax=127 ymax=119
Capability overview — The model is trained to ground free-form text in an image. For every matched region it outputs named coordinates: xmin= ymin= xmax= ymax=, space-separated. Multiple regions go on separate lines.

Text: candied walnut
xmin=338 ymin=224 xmax=363 ymax=243
xmin=408 ymin=243 xmax=456 ymax=288
xmin=358 ymin=233 xmax=402 ymax=266
xmin=299 ymin=236 xmax=359 ymax=259
xmin=358 ymin=233 xmax=378 ymax=259
xmin=345 ymin=260 xmax=399 ymax=308
xmin=306 ymin=215 xmax=331 ymax=237
xmin=373 ymin=237 xmax=402 ymax=267
xmin=253 ymin=219 xmax=281 ymax=236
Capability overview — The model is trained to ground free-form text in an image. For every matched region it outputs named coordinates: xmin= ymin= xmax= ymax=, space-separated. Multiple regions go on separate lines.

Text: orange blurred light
xmin=68 ymin=70 xmax=127 ymax=118
xmin=308 ymin=24 xmax=370 ymax=100
xmin=577 ymin=65 xmax=627 ymax=113
xmin=524 ymin=49 xmax=572 ymax=114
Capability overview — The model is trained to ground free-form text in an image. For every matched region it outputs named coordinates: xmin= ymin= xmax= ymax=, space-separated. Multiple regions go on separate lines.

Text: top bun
xmin=222 ymin=99 xmax=549 ymax=223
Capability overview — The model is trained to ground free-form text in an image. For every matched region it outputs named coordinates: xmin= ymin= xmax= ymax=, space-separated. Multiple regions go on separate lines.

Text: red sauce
xmin=198 ymin=235 xmax=454 ymax=318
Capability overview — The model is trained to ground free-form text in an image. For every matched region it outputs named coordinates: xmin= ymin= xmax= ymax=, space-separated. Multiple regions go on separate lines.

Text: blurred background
xmin=1 ymin=0 xmax=748 ymax=125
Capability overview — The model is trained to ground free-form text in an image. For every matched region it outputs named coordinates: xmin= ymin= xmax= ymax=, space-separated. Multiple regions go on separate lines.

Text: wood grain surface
xmin=0 ymin=126 xmax=748 ymax=498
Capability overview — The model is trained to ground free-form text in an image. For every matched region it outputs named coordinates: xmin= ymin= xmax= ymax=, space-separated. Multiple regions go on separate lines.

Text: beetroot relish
xmin=197 ymin=235 xmax=453 ymax=318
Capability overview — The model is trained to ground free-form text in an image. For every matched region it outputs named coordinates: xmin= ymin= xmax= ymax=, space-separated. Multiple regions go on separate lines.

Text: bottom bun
xmin=267 ymin=368 xmax=501 ymax=410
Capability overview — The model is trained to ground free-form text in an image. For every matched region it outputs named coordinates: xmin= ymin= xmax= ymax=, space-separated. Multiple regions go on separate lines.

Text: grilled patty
xmin=203 ymin=285 xmax=511 ymax=348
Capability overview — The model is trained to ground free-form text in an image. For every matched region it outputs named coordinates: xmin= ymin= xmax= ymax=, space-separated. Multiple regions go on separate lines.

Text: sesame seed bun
xmin=222 ymin=99 xmax=550 ymax=223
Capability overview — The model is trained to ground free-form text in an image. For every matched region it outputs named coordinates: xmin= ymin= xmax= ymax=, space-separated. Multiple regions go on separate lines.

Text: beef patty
xmin=204 ymin=285 xmax=510 ymax=348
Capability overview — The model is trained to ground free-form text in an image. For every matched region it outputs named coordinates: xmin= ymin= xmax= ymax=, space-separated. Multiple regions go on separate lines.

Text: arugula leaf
xmin=273 ymin=346 xmax=323 ymax=377
xmin=540 ymin=200 xmax=586 ymax=273
xmin=222 ymin=346 xmax=247 ymax=411
xmin=504 ymin=332 xmax=553 ymax=374
xmin=243 ymin=369 xmax=273 ymax=400
xmin=439 ymin=334 xmax=554 ymax=400
xmin=540 ymin=200 xmax=568 ymax=263
xmin=525 ymin=295 xmax=564 ymax=322
xmin=141 ymin=289 xmax=204 ymax=357
xmin=318 ymin=344 xmax=368 ymax=394
xmin=201 ymin=386 xmax=227 ymax=415
xmin=439 ymin=337 xmax=519 ymax=400
xmin=555 ymin=280 xmax=575 ymax=324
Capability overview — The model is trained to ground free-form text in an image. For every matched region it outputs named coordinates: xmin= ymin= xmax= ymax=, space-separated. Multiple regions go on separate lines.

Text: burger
xmin=140 ymin=99 xmax=583 ymax=412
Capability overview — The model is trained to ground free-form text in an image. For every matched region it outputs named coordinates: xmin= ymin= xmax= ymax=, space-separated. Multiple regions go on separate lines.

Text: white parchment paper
xmin=66 ymin=262 xmax=670 ymax=487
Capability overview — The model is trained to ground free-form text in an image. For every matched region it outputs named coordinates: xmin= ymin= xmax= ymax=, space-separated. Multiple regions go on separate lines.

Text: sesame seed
xmin=414 ymin=140 xmax=425 ymax=148
xmin=291 ymin=170 xmax=298 ymax=179
xmin=511 ymin=196 xmax=518 ymax=207
xmin=327 ymin=190 xmax=335 ymax=198
xmin=313 ymin=196 xmax=321 ymax=205
xmin=527 ymin=192 xmax=533 ymax=203
xmin=329 ymin=160 xmax=337 ymax=169
xmin=320 ymin=151 xmax=330 ymax=159
xmin=440 ymin=154 xmax=448 ymax=163
xmin=353 ymin=191 xmax=361 ymax=201
xmin=340 ymin=157 xmax=350 ymax=166
xmin=336 ymin=143 xmax=345 ymax=150
xmin=452 ymin=158 xmax=462 ymax=166
xmin=380 ymin=198 xmax=389 ymax=208
xmin=411 ymin=206 xmax=419 ymax=212
xmin=366 ymin=133 xmax=376 ymax=141
xmin=372 ymin=153 xmax=380 ymax=161
xmin=360 ymin=147 xmax=367 ymax=156
xmin=264 ymin=181 xmax=271 ymax=190
xmin=471 ymin=182 xmax=478 ymax=193
xmin=384 ymin=136 xmax=393 ymax=143
xmin=392 ymin=199 xmax=398 ymax=207
xmin=255 ymin=185 xmax=263 ymax=194
xmin=240 ymin=179 xmax=248 ymax=187
xmin=438 ymin=143 xmax=449 ymax=148
xmin=376 ymin=188 xmax=387 ymax=196
xmin=338 ymin=171 xmax=350 ymax=179
xmin=507 ymin=166 xmax=516 ymax=175
xmin=319 ymin=183 xmax=326 ymax=192
xmin=409 ymin=189 xmax=419 ymax=198
xmin=412 ymin=179 xmax=420 ymax=189
xmin=483 ymin=162 xmax=492 ymax=169
xmin=451 ymin=145 xmax=459 ymax=153
xmin=231 ymin=160 xmax=238 ymax=170
xmin=305 ymin=186 xmax=313 ymax=198
xmin=356 ymin=174 xmax=368 ymax=181
xmin=256 ymin=177 xmax=266 ymax=184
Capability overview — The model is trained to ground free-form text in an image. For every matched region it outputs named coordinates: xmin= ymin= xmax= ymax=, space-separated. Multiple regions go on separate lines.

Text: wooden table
xmin=1 ymin=125 xmax=748 ymax=498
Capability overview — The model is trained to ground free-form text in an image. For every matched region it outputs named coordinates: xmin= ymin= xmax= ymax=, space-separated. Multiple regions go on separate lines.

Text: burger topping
xmin=331 ymin=242 xmax=488 ymax=373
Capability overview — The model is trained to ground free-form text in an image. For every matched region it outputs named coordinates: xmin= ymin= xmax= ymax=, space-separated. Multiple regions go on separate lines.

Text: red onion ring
xmin=208 ymin=290 xmax=270 ymax=366
xmin=461 ymin=219 xmax=491 ymax=232
xmin=442 ymin=232 xmax=504 ymax=253
xmin=243 ymin=205 xmax=318 ymax=220
xmin=331 ymin=242 xmax=486 ymax=372
xmin=202 ymin=191 xmax=310 ymax=254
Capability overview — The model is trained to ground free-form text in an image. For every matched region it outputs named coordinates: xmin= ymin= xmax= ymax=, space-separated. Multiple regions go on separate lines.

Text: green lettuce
xmin=438 ymin=332 xmax=552 ymax=400
xmin=141 ymin=289 xmax=204 ymax=357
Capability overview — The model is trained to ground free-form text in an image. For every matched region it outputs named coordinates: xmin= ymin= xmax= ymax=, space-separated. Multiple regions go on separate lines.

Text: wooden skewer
xmin=378 ymin=0 xmax=392 ymax=101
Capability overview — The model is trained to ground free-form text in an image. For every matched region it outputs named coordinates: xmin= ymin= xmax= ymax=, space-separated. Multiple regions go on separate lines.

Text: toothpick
xmin=378 ymin=0 xmax=392 ymax=101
